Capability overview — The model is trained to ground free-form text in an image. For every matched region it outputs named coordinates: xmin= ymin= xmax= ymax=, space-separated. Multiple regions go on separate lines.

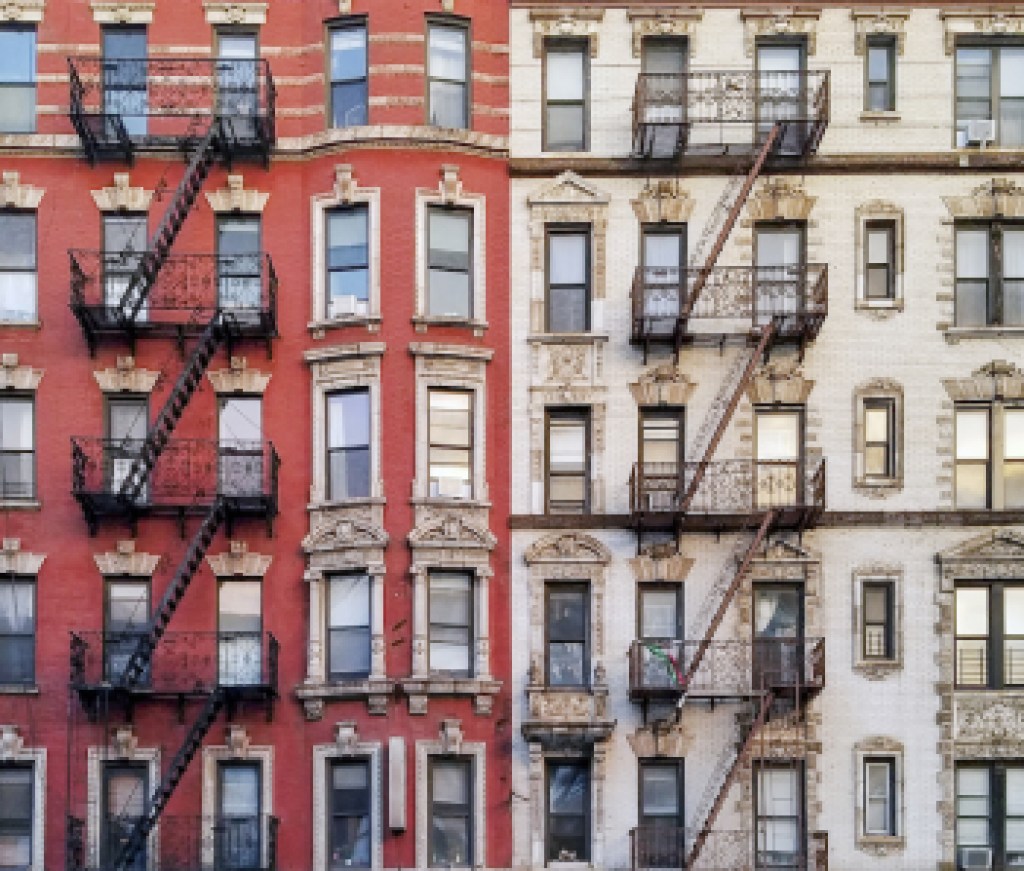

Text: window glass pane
xmin=642 ymin=40 xmax=685 ymax=75
xmin=432 ymin=761 xmax=469 ymax=804
xmin=756 ymin=413 xmax=800 ymax=461
xmin=1002 ymin=48 xmax=1024 ymax=98
xmin=220 ymin=765 xmax=259 ymax=816
xmin=1005 ymin=588 xmax=1024 ymax=637
xmin=1004 ymin=231 xmax=1024 ymax=280
xmin=430 ymin=573 xmax=471 ymax=622
xmin=754 ymin=587 xmax=800 ymax=639
xmin=956 ymin=465 xmax=988 ymax=509
xmin=429 ymin=269 xmax=470 ymax=317
xmin=640 ymin=589 xmax=678 ymax=638
xmin=956 ymin=587 xmax=989 ymax=635
xmin=329 ymin=628 xmax=370 ymax=676
xmin=429 ymin=210 xmax=471 ymax=264
xmin=333 ymin=761 xmax=367 ymax=792
xmin=957 ymin=230 xmax=989 ymax=279
xmin=864 ymin=405 xmax=889 ymax=442
xmin=548 ymin=589 xmax=585 ymax=639
xmin=546 ymin=50 xmax=583 ymax=100
xmin=643 ymin=233 xmax=681 ymax=270
xmin=429 ymin=391 xmax=471 ymax=445
xmin=328 ymin=390 xmax=370 ymax=450
xmin=108 ymin=583 xmax=148 ymax=629
xmin=867 ymin=44 xmax=890 ymax=81
xmin=1008 ymin=768 xmax=1024 ymax=816
xmin=549 ymin=234 xmax=586 ymax=285
xmin=863 ymin=585 xmax=889 ymax=623
xmin=0 ymin=30 xmax=34 ymax=84
xmin=332 ymin=80 xmax=368 ymax=127
xmin=641 ymin=767 xmax=679 ymax=816
xmin=956 ymin=409 xmax=989 ymax=460
xmin=219 ymin=581 xmax=260 ymax=633
xmin=1006 ymin=409 xmax=1024 ymax=460
xmin=0 ymin=214 xmax=34 ymax=270
xmin=428 ymin=80 xmax=466 ymax=128
xmin=327 ymin=209 xmax=368 ymax=269
xmin=331 ymin=27 xmax=366 ymax=82
xmin=0 ymin=583 xmax=31 ymax=634
xmin=546 ymin=105 xmax=585 ymax=151
xmin=429 ymin=26 xmax=466 ymax=82
xmin=866 ymin=228 xmax=890 ymax=265
xmin=329 ymin=575 xmax=369 ymax=628
xmin=219 ymin=397 xmax=261 ymax=443
xmin=550 ymin=422 xmax=585 ymax=469
xmin=549 ymin=764 xmax=587 ymax=813
xmin=0 ymin=400 xmax=32 ymax=450
xmin=548 ymin=285 xmax=587 ymax=332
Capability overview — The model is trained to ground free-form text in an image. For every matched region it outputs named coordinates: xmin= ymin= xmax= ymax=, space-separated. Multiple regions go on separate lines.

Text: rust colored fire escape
xmin=66 ymin=57 xmax=279 ymax=871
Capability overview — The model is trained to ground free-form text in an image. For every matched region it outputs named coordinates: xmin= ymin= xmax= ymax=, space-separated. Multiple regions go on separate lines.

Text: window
xmin=103 ymin=27 xmax=148 ymax=137
xmin=546 ymin=583 xmax=588 ymax=688
xmin=639 ymin=408 xmax=684 ymax=510
xmin=754 ymin=407 xmax=803 ymax=509
xmin=0 ymin=397 xmax=32 ymax=500
xmin=217 ymin=763 xmax=261 ymax=870
xmin=755 ymin=40 xmax=807 ymax=156
xmin=0 ymin=212 xmax=35 ymax=322
xmin=641 ymin=36 xmax=686 ymax=77
xmin=955 ymin=404 xmax=1024 ymax=509
xmin=428 ymin=389 xmax=472 ymax=499
xmin=863 ymin=757 xmax=896 ymax=836
xmin=545 ymin=409 xmax=590 ymax=514
xmin=863 ymin=398 xmax=896 ymax=479
xmin=428 ymin=571 xmax=472 ymax=676
xmin=956 ymin=762 xmax=1024 ymax=869
xmin=429 ymin=758 xmax=472 ymax=867
xmin=427 ymin=20 xmax=468 ymax=129
xmin=639 ymin=584 xmax=682 ymax=642
xmin=862 ymin=581 xmax=894 ymax=660
xmin=326 ymin=206 xmax=369 ymax=318
xmin=327 ymin=389 xmax=370 ymax=500
xmin=547 ymin=761 xmax=590 ymax=863
xmin=328 ymin=574 xmax=370 ymax=680
xmin=104 ymin=580 xmax=149 ymax=684
xmin=637 ymin=761 xmax=684 ymax=868
xmin=544 ymin=40 xmax=587 ymax=151
xmin=755 ymin=765 xmax=804 ymax=869
xmin=0 ymin=578 xmax=32 ymax=685
xmin=106 ymin=395 xmax=147 ymax=497
xmin=956 ymin=45 xmax=1024 ymax=147
xmin=0 ymin=765 xmax=31 ymax=868
xmin=217 ymin=216 xmax=261 ymax=312
xmin=102 ymin=764 xmax=147 ymax=870
xmin=329 ymin=22 xmax=367 ymax=127
xmin=215 ymin=31 xmax=257 ymax=138
xmin=102 ymin=213 xmax=147 ymax=317
xmin=0 ymin=28 xmax=34 ymax=133
xmin=955 ymin=582 xmax=1024 ymax=689
xmin=865 ymin=36 xmax=895 ymax=112
xmin=864 ymin=221 xmax=895 ymax=301
xmin=639 ymin=225 xmax=684 ymax=324
xmin=218 ymin=395 xmax=263 ymax=498
xmin=427 ymin=207 xmax=472 ymax=318
xmin=329 ymin=759 xmax=371 ymax=869
xmin=546 ymin=227 xmax=590 ymax=333
xmin=956 ymin=224 xmax=1024 ymax=327
xmin=218 ymin=580 xmax=262 ymax=686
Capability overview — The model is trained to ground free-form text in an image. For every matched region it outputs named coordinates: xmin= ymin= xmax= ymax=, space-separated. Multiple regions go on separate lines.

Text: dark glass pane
xmin=329 ymin=627 xmax=371 ymax=677
xmin=548 ymin=589 xmax=585 ymax=640
xmin=331 ymin=27 xmax=366 ymax=81
xmin=546 ymin=104 xmax=584 ymax=151
xmin=0 ymin=214 xmax=34 ymax=269
xmin=0 ymin=584 xmax=32 ymax=633
xmin=431 ymin=817 xmax=470 ymax=866
xmin=330 ymin=816 xmax=370 ymax=868
xmin=331 ymin=81 xmax=368 ymax=127
xmin=329 ymin=448 xmax=370 ymax=499
xmin=548 ymin=285 xmax=587 ymax=332
xmin=327 ymin=209 xmax=368 ymax=269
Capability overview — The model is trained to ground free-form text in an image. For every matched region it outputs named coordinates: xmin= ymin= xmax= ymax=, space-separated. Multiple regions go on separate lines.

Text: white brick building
xmin=509 ymin=5 xmax=1024 ymax=870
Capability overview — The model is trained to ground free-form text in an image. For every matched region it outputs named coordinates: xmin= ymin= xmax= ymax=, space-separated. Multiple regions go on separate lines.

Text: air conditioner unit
xmin=329 ymin=295 xmax=367 ymax=318
xmin=432 ymin=476 xmax=470 ymax=498
xmin=960 ymin=847 xmax=993 ymax=869
xmin=966 ymin=119 xmax=996 ymax=145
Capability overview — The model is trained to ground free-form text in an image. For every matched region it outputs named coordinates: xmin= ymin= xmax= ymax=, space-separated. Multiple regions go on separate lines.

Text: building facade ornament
xmin=942 ymin=360 xmax=1024 ymax=402
xmin=740 ymin=7 xmax=820 ymax=56
xmin=629 ymin=363 xmax=697 ymax=407
xmin=746 ymin=179 xmax=817 ymax=223
xmin=746 ymin=361 xmax=815 ymax=405
xmin=627 ymin=8 xmax=703 ymax=57
xmin=89 ymin=1 xmax=154 ymax=24
xmin=0 ymin=172 xmax=43 ymax=210
xmin=851 ymin=9 xmax=910 ymax=55
xmin=206 ymin=542 xmax=272 ymax=578
xmin=90 ymin=173 xmax=153 ymax=213
xmin=0 ymin=539 xmax=44 ymax=575
xmin=93 ymin=357 xmax=160 ymax=393
xmin=940 ymin=7 xmax=1024 ymax=54
xmin=631 ymin=179 xmax=695 ymax=224
xmin=0 ymin=0 xmax=45 ymax=23
xmin=205 ymin=175 xmax=270 ymax=213
xmin=93 ymin=540 xmax=160 ymax=577
xmin=943 ymin=178 xmax=1024 ymax=219
xmin=206 ymin=359 xmax=271 ymax=394
xmin=202 ymin=1 xmax=267 ymax=25
xmin=528 ymin=7 xmax=604 ymax=58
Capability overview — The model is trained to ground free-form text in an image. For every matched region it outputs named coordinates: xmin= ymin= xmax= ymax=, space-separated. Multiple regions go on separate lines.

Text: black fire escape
xmin=65 ymin=55 xmax=279 ymax=871
xmin=626 ymin=68 xmax=830 ymax=871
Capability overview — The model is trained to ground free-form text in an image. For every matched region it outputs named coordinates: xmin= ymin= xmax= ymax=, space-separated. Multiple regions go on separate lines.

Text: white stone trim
xmin=941 ymin=8 xmax=1024 ymax=54
xmin=0 ymin=726 xmax=44 ymax=871
xmin=206 ymin=543 xmax=272 ymax=578
xmin=853 ymin=737 xmax=906 ymax=855
xmin=414 ymin=728 xmax=486 ymax=869
xmin=93 ymin=540 xmax=159 ymax=577
xmin=312 ymin=724 xmax=383 ymax=871
xmin=851 ymin=9 xmax=909 ymax=56
xmin=91 ymin=173 xmax=153 ymax=213
xmin=202 ymin=1 xmax=266 ymax=26
xmin=854 ymin=201 xmax=905 ymax=314
xmin=206 ymin=362 xmax=271 ymax=395
xmin=90 ymin=1 xmax=154 ymax=24
xmin=0 ymin=539 xmax=43 ymax=575
xmin=529 ymin=7 xmax=604 ymax=58
xmin=0 ymin=356 xmax=42 ymax=391
xmin=204 ymin=175 xmax=269 ymax=213
xmin=93 ymin=359 xmax=160 ymax=394
xmin=201 ymin=729 xmax=273 ymax=869
xmin=0 ymin=173 xmax=42 ymax=210
xmin=851 ymin=566 xmax=903 ymax=679
xmin=0 ymin=1 xmax=44 ymax=23
xmin=309 ymin=165 xmax=382 ymax=331
xmin=413 ymin=164 xmax=488 ymax=333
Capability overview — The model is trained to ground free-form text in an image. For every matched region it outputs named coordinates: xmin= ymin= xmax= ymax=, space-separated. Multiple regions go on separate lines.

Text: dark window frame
xmin=862 ymin=396 xmax=896 ymax=480
xmin=101 ymin=25 xmax=148 ymax=136
xmin=545 ymin=224 xmax=591 ymax=333
xmin=638 ymin=405 xmax=685 ymax=469
xmin=544 ymin=407 xmax=591 ymax=515
xmin=427 ymin=569 xmax=474 ymax=678
xmin=864 ymin=35 xmax=896 ymax=112
xmin=863 ymin=755 xmax=897 ymax=837
xmin=545 ymin=759 xmax=591 ymax=863
xmin=0 ymin=26 xmax=36 ymax=134
xmin=637 ymin=757 xmax=684 ymax=829
xmin=954 ymin=401 xmax=1024 ymax=510
xmin=864 ymin=219 xmax=896 ymax=301
xmin=542 ymin=37 xmax=589 ymax=152
xmin=325 ymin=203 xmax=370 ymax=316
xmin=955 ymin=580 xmax=1024 ymax=689
xmin=0 ymin=209 xmax=37 ymax=323
xmin=754 ymin=762 xmax=805 ymax=870
xmin=545 ymin=581 xmax=590 ymax=689
xmin=861 ymin=580 xmax=895 ymax=661
xmin=328 ymin=756 xmax=371 ymax=869
xmin=954 ymin=219 xmax=1024 ymax=327
xmin=0 ymin=394 xmax=34 ymax=501
xmin=0 ymin=574 xmax=33 ymax=686
xmin=101 ymin=761 xmax=148 ymax=870
xmin=327 ymin=16 xmax=368 ymax=128
xmin=636 ymin=582 xmax=683 ymax=641
xmin=0 ymin=763 xmax=32 ymax=869
xmin=326 ymin=386 xmax=371 ymax=501
xmin=955 ymin=761 xmax=1024 ymax=868
xmin=428 ymin=756 xmax=473 ymax=867
xmin=426 ymin=204 xmax=474 ymax=319
xmin=103 ymin=577 xmax=151 ymax=684
xmin=427 ymin=386 xmax=474 ymax=500
xmin=327 ymin=572 xmax=371 ymax=681
xmin=216 ymin=760 xmax=262 ymax=871
xmin=215 ymin=213 xmax=262 ymax=311
xmin=425 ymin=15 xmax=470 ymax=130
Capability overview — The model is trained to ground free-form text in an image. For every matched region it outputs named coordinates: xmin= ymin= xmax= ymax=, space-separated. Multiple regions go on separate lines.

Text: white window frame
xmin=854 ymin=741 xmax=904 ymax=850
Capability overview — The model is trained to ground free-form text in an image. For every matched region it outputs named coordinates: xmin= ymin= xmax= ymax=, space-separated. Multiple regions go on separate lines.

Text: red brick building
xmin=0 ymin=1 xmax=510 ymax=868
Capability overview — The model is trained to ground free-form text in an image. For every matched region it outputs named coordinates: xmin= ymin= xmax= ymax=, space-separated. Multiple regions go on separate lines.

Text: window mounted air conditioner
xmin=329 ymin=295 xmax=367 ymax=318
xmin=960 ymin=847 xmax=993 ymax=869
xmin=433 ymin=476 xmax=470 ymax=499
xmin=965 ymin=119 xmax=996 ymax=146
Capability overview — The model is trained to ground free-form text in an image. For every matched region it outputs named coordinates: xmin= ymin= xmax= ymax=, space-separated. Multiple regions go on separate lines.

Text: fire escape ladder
xmin=117 ymin=314 xmax=229 ymax=504
xmin=115 ymin=120 xmax=223 ymax=325
xmin=113 ymin=688 xmax=227 ymax=871
xmin=676 ymin=122 xmax=782 ymax=343
xmin=119 ymin=498 xmax=227 ymax=688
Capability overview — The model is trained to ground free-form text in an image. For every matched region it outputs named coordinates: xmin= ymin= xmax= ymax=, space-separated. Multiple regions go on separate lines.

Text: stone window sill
xmin=945 ymin=326 xmax=1024 ymax=343
xmin=307 ymin=496 xmax=386 ymax=512
xmin=528 ymin=332 xmax=608 ymax=345
xmin=0 ymin=320 xmax=40 ymax=330
xmin=296 ymin=678 xmax=394 ymax=718
xmin=853 ymin=478 xmax=903 ymax=495
xmin=412 ymin=316 xmax=489 ymax=337
xmin=409 ymin=495 xmax=492 ymax=510
xmin=0 ymin=684 xmax=37 ymax=694
xmin=855 ymin=299 xmax=902 ymax=311
xmin=0 ymin=500 xmax=39 ymax=511
xmin=853 ymin=660 xmax=902 ymax=680
xmin=859 ymin=110 xmax=900 ymax=123
xmin=856 ymin=834 xmax=906 ymax=855
xmin=400 ymin=675 xmax=502 ymax=715
xmin=308 ymin=313 xmax=381 ymax=336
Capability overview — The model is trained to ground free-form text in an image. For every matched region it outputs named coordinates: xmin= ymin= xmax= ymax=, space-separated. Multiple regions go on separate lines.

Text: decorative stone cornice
xmin=740 ymin=7 xmax=821 ymax=56
xmin=206 ymin=359 xmax=271 ymax=394
xmin=407 ymin=512 xmax=496 ymax=551
xmin=942 ymin=360 xmax=1024 ymax=402
xmin=93 ymin=357 xmax=160 ymax=394
xmin=628 ymin=551 xmax=693 ymax=583
xmin=207 ymin=541 xmax=272 ymax=578
xmin=91 ymin=173 xmax=153 ymax=213
xmin=205 ymin=175 xmax=269 ymax=214
xmin=0 ymin=172 xmax=43 ymax=210
xmin=0 ymin=540 xmax=44 ymax=575
xmin=0 ymin=725 xmax=23 ymax=758
xmin=943 ymin=178 xmax=1024 ymax=219
xmin=631 ymin=180 xmax=694 ymax=225
xmin=225 ymin=725 xmax=251 ymax=758
xmin=529 ymin=170 xmax=609 ymax=207
xmin=331 ymin=164 xmax=365 ymax=204
xmin=938 ymin=530 xmax=1024 ymax=565
xmin=202 ymin=1 xmax=267 ymax=25
xmin=408 ymin=342 xmax=493 ymax=363
xmin=747 ymin=361 xmax=815 ymax=405
xmin=0 ymin=355 xmax=42 ymax=391
xmin=940 ymin=7 xmax=1024 ymax=54
xmin=524 ymin=532 xmax=611 ymax=566
xmin=90 ymin=1 xmax=154 ymax=24
xmin=303 ymin=513 xmax=389 ymax=554
xmin=437 ymin=164 xmax=463 ymax=204
xmin=747 ymin=179 xmax=816 ymax=222
xmin=629 ymin=363 xmax=696 ymax=407
xmin=94 ymin=540 xmax=160 ymax=577
xmin=338 ymin=0 xmax=350 ymax=12
xmin=0 ymin=0 xmax=44 ymax=23
xmin=529 ymin=7 xmax=604 ymax=57
xmin=627 ymin=8 xmax=702 ymax=57
xmin=851 ymin=8 xmax=910 ymax=55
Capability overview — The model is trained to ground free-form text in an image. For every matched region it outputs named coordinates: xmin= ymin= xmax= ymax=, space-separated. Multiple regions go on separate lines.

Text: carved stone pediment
xmin=207 ymin=543 xmax=272 ymax=578
xmin=90 ymin=1 xmax=155 ymax=24
xmin=941 ymin=8 xmax=1024 ymax=54
xmin=747 ymin=179 xmax=816 ymax=222
xmin=91 ymin=173 xmax=153 ymax=213
xmin=939 ymin=530 xmax=1024 ymax=565
xmin=627 ymin=9 xmax=703 ymax=57
xmin=202 ymin=1 xmax=267 ymax=25
xmin=528 ymin=171 xmax=609 ymax=207
xmin=629 ymin=552 xmax=693 ymax=583
xmin=0 ymin=725 xmax=23 ymax=759
xmin=942 ymin=360 xmax=1024 ymax=402
xmin=851 ymin=9 xmax=910 ymax=55
xmin=93 ymin=358 xmax=160 ymax=394
xmin=0 ymin=1 xmax=45 ymax=23
xmin=629 ymin=363 xmax=696 ymax=407
xmin=631 ymin=180 xmax=695 ymax=224
xmin=954 ymin=693 xmax=1024 ymax=750
xmin=205 ymin=175 xmax=269 ymax=213
xmin=94 ymin=541 xmax=160 ymax=577
xmin=529 ymin=7 xmax=604 ymax=57
xmin=524 ymin=532 xmax=611 ymax=566
xmin=746 ymin=361 xmax=815 ymax=405
xmin=206 ymin=361 xmax=271 ymax=395
xmin=740 ymin=8 xmax=820 ymax=56
xmin=303 ymin=515 xmax=389 ymax=553
xmin=755 ymin=536 xmax=819 ymax=563
xmin=0 ymin=540 xmax=43 ymax=574
xmin=407 ymin=513 xmax=496 ymax=550
xmin=944 ymin=179 xmax=1024 ymax=219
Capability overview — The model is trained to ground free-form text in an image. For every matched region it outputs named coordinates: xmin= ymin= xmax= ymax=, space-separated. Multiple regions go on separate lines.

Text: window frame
xmin=863 ymin=756 xmax=897 ymax=837
xmin=637 ymin=758 xmax=684 ymax=830
xmin=954 ymin=401 xmax=1024 ymax=509
xmin=427 ymin=569 xmax=474 ymax=678
xmin=326 ymin=387 xmax=371 ymax=502
xmin=754 ymin=762 xmax=805 ymax=870
xmin=955 ymin=580 xmax=1024 ymax=689
xmin=103 ymin=577 xmax=151 ymax=684
xmin=864 ymin=35 xmax=896 ymax=112
xmin=545 ymin=582 xmax=590 ymax=689
xmin=428 ymin=756 xmax=473 ymax=867
xmin=864 ymin=220 xmax=895 ymax=301
xmin=327 ymin=756 xmax=372 ymax=869
xmin=542 ymin=38 xmax=589 ymax=152
xmin=545 ymin=760 xmax=591 ymax=863
xmin=0 ymin=575 xmax=33 ymax=686
xmin=427 ymin=387 xmax=474 ymax=500
xmin=426 ymin=204 xmax=474 ymax=319
xmin=327 ymin=17 xmax=368 ymax=129
xmin=0 ymin=209 xmax=37 ymax=324
xmin=215 ymin=760 xmax=262 ymax=870
xmin=101 ymin=25 xmax=148 ymax=137
xmin=0 ymin=763 xmax=32 ymax=869
xmin=861 ymin=580 xmax=895 ymax=661
xmin=544 ymin=407 xmax=591 ymax=515
xmin=327 ymin=572 xmax=372 ymax=681
xmin=545 ymin=224 xmax=591 ymax=333
xmin=954 ymin=220 xmax=1024 ymax=327
xmin=0 ymin=26 xmax=36 ymax=134
xmin=955 ymin=41 xmax=1024 ymax=148
xmin=425 ymin=15 xmax=470 ymax=130
xmin=955 ymin=761 xmax=1024 ymax=868
xmin=324 ymin=203 xmax=370 ymax=318
xmin=637 ymin=582 xmax=683 ymax=641
xmin=862 ymin=397 xmax=896 ymax=480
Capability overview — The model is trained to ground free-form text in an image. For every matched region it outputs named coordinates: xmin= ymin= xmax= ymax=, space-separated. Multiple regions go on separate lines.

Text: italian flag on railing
xmin=645 ymin=642 xmax=686 ymax=688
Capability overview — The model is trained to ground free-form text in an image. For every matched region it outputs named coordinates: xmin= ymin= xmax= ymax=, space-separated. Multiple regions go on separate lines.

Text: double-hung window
xmin=956 ymin=223 xmax=1024 ymax=327
xmin=863 ymin=757 xmax=896 ymax=837
xmin=0 ymin=577 xmax=33 ymax=684
xmin=0 ymin=397 xmax=32 ymax=500
xmin=103 ymin=27 xmax=147 ymax=137
xmin=544 ymin=40 xmax=587 ymax=151
xmin=329 ymin=22 xmax=367 ymax=127
xmin=955 ymin=403 xmax=1024 ymax=509
xmin=864 ymin=36 xmax=895 ymax=112
xmin=956 ymin=582 xmax=1024 ymax=688
xmin=427 ymin=207 xmax=472 ymax=318
xmin=0 ymin=28 xmax=35 ymax=133
xmin=956 ymin=763 xmax=1024 ymax=869
xmin=546 ymin=583 xmax=588 ymax=688
xmin=547 ymin=761 xmax=590 ymax=863
xmin=956 ymin=45 xmax=1024 ymax=148
xmin=637 ymin=761 xmax=684 ymax=868
xmin=0 ymin=765 xmax=32 ymax=868
xmin=327 ymin=388 xmax=370 ymax=500
xmin=429 ymin=759 xmax=472 ymax=866
xmin=862 ymin=580 xmax=895 ymax=661
xmin=428 ymin=389 xmax=472 ymax=499
xmin=755 ymin=765 xmax=804 ymax=869
xmin=0 ymin=212 xmax=35 ymax=322
xmin=428 ymin=571 xmax=472 ymax=676
xmin=864 ymin=220 xmax=895 ymax=302
xmin=546 ymin=227 xmax=590 ymax=332
xmin=328 ymin=574 xmax=371 ymax=680
xmin=329 ymin=759 xmax=371 ymax=869
xmin=104 ymin=580 xmax=149 ymax=684
xmin=326 ymin=206 xmax=369 ymax=318
xmin=427 ymin=20 xmax=468 ymax=129
xmin=545 ymin=409 xmax=590 ymax=514
xmin=863 ymin=398 xmax=896 ymax=480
